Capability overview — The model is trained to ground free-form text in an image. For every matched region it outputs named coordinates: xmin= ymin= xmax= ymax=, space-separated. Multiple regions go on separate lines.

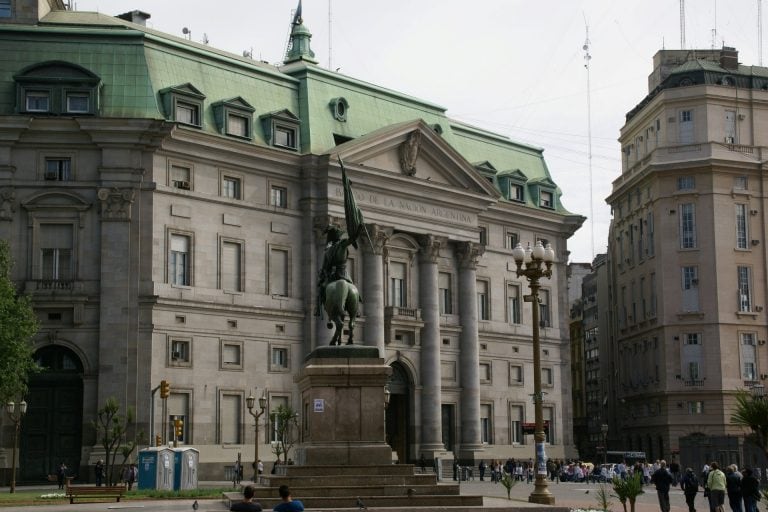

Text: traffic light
xmin=160 ymin=379 xmax=170 ymax=399
xmin=174 ymin=418 xmax=184 ymax=439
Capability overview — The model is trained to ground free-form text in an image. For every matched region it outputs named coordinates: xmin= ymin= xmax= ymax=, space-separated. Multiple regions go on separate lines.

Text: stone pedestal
xmin=294 ymin=345 xmax=392 ymax=465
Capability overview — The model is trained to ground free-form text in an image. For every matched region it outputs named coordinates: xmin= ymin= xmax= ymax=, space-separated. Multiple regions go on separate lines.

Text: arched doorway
xmin=385 ymin=362 xmax=412 ymax=463
xmin=20 ymin=345 xmax=84 ymax=482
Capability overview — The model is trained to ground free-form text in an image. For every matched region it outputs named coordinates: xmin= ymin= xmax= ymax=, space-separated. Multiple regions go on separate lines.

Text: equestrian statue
xmin=315 ymin=158 xmax=369 ymax=345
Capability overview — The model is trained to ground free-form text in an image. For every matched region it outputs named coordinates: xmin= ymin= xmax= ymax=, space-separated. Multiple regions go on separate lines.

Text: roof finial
xmin=284 ymin=0 xmax=318 ymax=64
xmin=292 ymin=0 xmax=303 ymax=26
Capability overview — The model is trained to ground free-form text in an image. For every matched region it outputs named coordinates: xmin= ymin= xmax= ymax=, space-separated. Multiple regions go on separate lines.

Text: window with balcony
xmin=738 ymin=266 xmax=753 ymax=312
xmin=681 ymin=266 xmax=699 ymax=312
xmin=736 ymin=204 xmax=748 ymax=249
xmin=389 ymin=261 xmax=407 ymax=307
xmin=679 ymin=203 xmax=697 ymax=249
xmin=742 ymin=332 xmax=757 ymax=381
xmin=39 ymin=224 xmax=73 ymax=283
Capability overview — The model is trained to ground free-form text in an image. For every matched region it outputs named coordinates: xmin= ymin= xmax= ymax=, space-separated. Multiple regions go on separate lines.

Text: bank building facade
xmin=0 ymin=1 xmax=583 ymax=480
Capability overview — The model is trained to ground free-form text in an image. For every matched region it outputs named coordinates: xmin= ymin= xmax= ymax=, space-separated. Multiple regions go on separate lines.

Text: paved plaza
xmin=0 ymin=478 xmax=708 ymax=512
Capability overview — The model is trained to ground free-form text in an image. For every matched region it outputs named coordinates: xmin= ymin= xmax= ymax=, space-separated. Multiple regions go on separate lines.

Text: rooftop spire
xmin=284 ymin=0 xmax=318 ymax=64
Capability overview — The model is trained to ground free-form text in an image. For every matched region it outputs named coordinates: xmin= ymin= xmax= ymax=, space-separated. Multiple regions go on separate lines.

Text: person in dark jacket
xmin=478 ymin=460 xmax=487 ymax=481
xmin=725 ymin=465 xmax=743 ymax=512
xmin=651 ymin=460 xmax=675 ymax=512
xmin=740 ymin=468 xmax=760 ymax=512
xmin=681 ymin=467 xmax=700 ymax=512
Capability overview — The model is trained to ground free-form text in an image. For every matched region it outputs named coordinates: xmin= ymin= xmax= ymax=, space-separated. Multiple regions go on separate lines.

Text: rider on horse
xmin=315 ymin=225 xmax=354 ymax=318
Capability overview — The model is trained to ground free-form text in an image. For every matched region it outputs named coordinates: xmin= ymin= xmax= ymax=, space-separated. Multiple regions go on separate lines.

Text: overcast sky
xmin=73 ymin=0 xmax=763 ymax=262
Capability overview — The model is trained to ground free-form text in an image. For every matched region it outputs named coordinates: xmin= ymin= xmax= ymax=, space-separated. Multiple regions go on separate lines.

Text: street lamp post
xmin=601 ymin=423 xmax=609 ymax=466
xmin=5 ymin=400 xmax=28 ymax=494
xmin=512 ymin=241 xmax=555 ymax=505
xmin=246 ymin=392 xmax=267 ymax=483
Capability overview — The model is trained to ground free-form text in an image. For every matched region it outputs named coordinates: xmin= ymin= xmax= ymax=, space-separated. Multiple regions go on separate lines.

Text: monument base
xmin=294 ymin=345 xmax=392 ymax=466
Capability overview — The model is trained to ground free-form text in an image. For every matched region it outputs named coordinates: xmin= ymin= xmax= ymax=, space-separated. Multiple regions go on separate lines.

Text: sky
xmin=72 ymin=0 xmax=764 ymax=262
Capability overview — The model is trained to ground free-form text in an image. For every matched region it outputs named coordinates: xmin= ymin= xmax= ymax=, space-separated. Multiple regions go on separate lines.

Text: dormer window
xmin=497 ymin=169 xmax=527 ymax=203
xmin=540 ymin=190 xmax=554 ymax=208
xmin=15 ymin=61 xmax=101 ymax=115
xmin=213 ymin=97 xmax=255 ymax=139
xmin=160 ymin=83 xmax=205 ymax=128
xmin=528 ymin=176 xmax=558 ymax=210
xmin=260 ymin=109 xmax=300 ymax=151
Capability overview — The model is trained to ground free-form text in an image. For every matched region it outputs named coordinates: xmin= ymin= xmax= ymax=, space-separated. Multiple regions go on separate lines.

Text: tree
xmin=0 ymin=240 xmax=39 ymax=405
xmin=731 ymin=389 xmax=768 ymax=457
xmin=269 ymin=405 xmax=299 ymax=464
xmin=93 ymin=397 xmax=144 ymax=485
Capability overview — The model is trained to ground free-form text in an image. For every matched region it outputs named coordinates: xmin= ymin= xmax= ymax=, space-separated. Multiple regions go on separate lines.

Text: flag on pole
xmin=338 ymin=156 xmax=365 ymax=250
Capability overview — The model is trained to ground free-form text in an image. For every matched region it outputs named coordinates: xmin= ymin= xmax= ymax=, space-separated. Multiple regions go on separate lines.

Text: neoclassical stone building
xmin=0 ymin=1 xmax=583 ymax=480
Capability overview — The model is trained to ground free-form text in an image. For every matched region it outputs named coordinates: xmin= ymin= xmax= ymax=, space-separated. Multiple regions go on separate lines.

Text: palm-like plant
xmin=499 ymin=471 xmax=517 ymax=500
xmin=731 ymin=390 xmax=768 ymax=456
xmin=612 ymin=473 xmax=644 ymax=512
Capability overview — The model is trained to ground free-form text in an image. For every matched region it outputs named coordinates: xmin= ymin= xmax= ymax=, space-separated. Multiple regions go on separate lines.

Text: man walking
xmin=651 ymin=460 xmax=674 ymax=512
xmin=706 ymin=462 xmax=727 ymax=512
xmin=681 ymin=467 xmax=700 ymax=512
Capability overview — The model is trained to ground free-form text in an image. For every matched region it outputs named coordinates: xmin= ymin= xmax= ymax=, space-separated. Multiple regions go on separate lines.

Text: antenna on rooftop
xmin=679 ymin=0 xmax=686 ymax=49
xmin=328 ymin=0 xmax=333 ymax=70
xmin=182 ymin=27 xmax=191 ymax=41
xmin=583 ymin=14 xmax=595 ymax=260
xmin=759 ymin=0 xmax=764 ymax=65
xmin=710 ymin=0 xmax=717 ymax=49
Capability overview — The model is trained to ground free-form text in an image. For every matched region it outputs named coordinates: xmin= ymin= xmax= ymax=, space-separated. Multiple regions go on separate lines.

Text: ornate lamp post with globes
xmin=512 ymin=240 xmax=555 ymax=505
xmin=5 ymin=400 xmax=27 ymax=494
xmin=246 ymin=392 xmax=267 ymax=483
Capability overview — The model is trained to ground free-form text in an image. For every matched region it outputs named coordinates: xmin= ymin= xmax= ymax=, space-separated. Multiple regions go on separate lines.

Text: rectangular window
xmin=168 ymin=394 xmax=189 ymax=443
xmin=734 ymin=176 xmax=748 ymax=190
xmin=543 ymin=407 xmax=555 ymax=443
xmin=221 ymin=342 xmax=242 ymax=369
xmin=0 ymin=0 xmax=10 ymax=17
xmin=480 ymin=404 xmax=492 ymax=444
xmin=438 ymin=272 xmax=452 ymax=315
xmin=270 ymin=396 xmax=288 ymax=443
xmin=170 ymin=234 xmax=191 ymax=286
xmin=539 ymin=289 xmax=551 ymax=327
xmin=40 ymin=224 xmax=73 ymax=281
xmin=220 ymin=241 xmax=242 ymax=292
xmin=687 ymin=401 xmax=704 ymax=414
xmin=175 ymin=101 xmax=199 ymax=126
xmin=389 ymin=261 xmax=407 ymax=307
xmin=725 ymin=110 xmax=737 ymax=143
xmin=44 ymin=158 xmax=71 ymax=181
xmin=272 ymin=347 xmax=289 ymax=369
xmin=681 ymin=266 xmax=699 ymax=312
xmin=736 ymin=204 xmax=748 ymax=249
xmin=171 ymin=165 xmax=191 ymax=190
xmin=505 ymin=231 xmax=519 ymax=250
xmin=477 ymin=280 xmax=489 ymax=320
xmin=511 ymin=184 xmax=524 ymax=202
xmin=269 ymin=248 xmax=289 ymax=296
xmin=222 ymin=176 xmax=241 ymax=199
xmin=170 ymin=338 xmax=191 ymax=365
xmin=540 ymin=190 xmax=554 ymax=208
xmin=542 ymin=367 xmax=553 ymax=386
xmin=66 ymin=93 xmax=89 ymax=113
xmin=738 ymin=266 xmax=753 ymax=312
xmin=677 ymin=176 xmax=695 ymax=190
xmin=510 ymin=365 xmax=523 ymax=385
xmin=271 ymin=186 xmax=287 ymax=207
xmin=226 ymin=113 xmax=249 ymax=137
xmin=26 ymin=91 xmax=49 ymax=112
xmin=647 ymin=212 xmax=655 ymax=256
xmin=679 ymin=203 xmax=697 ymax=248
xmin=478 ymin=226 xmax=487 ymax=245
xmin=479 ymin=362 xmax=491 ymax=383
xmin=220 ymin=394 xmax=242 ymax=444
xmin=274 ymin=126 xmax=296 ymax=149
xmin=650 ymin=273 xmax=657 ymax=317
xmin=679 ymin=110 xmax=694 ymax=144
xmin=742 ymin=333 xmax=757 ymax=381
xmin=507 ymin=284 xmax=521 ymax=324
xmin=684 ymin=333 xmax=701 ymax=345
xmin=510 ymin=405 xmax=523 ymax=444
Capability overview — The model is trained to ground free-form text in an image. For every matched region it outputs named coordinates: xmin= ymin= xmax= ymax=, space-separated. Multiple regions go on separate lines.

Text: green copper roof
xmin=0 ymin=8 xmax=577 ymax=216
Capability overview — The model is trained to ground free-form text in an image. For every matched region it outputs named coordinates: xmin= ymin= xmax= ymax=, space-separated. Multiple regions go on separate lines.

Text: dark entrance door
xmin=21 ymin=346 xmax=83 ymax=482
xmin=441 ymin=404 xmax=455 ymax=452
xmin=385 ymin=363 xmax=411 ymax=463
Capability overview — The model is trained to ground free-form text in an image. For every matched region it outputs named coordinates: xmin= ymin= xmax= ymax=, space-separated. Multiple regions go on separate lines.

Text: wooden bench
xmin=65 ymin=484 xmax=126 ymax=504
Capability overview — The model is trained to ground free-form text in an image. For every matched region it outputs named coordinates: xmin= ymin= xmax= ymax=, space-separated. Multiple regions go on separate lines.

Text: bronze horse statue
xmin=323 ymin=278 xmax=360 ymax=345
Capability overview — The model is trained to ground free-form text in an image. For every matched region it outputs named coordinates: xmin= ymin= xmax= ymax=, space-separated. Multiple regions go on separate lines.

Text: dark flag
xmin=338 ymin=156 xmax=365 ymax=250
xmin=292 ymin=0 xmax=303 ymax=25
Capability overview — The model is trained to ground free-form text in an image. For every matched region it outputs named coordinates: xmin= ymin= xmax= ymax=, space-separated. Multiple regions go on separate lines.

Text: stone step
xmin=223 ymin=492 xmax=484 ymax=509
xmin=276 ymin=464 xmax=418 ymax=476
xmin=262 ymin=473 xmax=438 ymax=487
xmin=249 ymin=483 xmax=458 ymax=498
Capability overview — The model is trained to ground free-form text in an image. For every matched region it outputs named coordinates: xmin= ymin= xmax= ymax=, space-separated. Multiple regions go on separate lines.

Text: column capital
xmin=419 ymin=234 xmax=446 ymax=264
xmin=365 ymin=223 xmax=392 ymax=255
xmin=97 ymin=187 xmax=134 ymax=221
xmin=457 ymin=241 xmax=485 ymax=270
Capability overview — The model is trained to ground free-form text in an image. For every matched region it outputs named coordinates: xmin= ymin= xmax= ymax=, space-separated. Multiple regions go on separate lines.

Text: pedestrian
xmin=725 ymin=465 xmax=743 ymax=512
xmin=419 ymin=454 xmax=426 ymax=474
xmin=681 ymin=467 xmax=700 ymax=512
xmin=273 ymin=484 xmax=304 ymax=512
xmin=478 ymin=459 xmax=487 ymax=481
xmin=740 ymin=468 xmax=759 ymax=512
xmin=257 ymin=459 xmax=264 ymax=481
xmin=706 ymin=462 xmax=727 ymax=512
xmin=56 ymin=462 xmax=68 ymax=490
xmin=651 ymin=459 xmax=674 ymax=512
xmin=94 ymin=459 xmax=104 ymax=487
xmin=123 ymin=463 xmax=138 ymax=490
xmin=231 ymin=484 xmax=263 ymax=511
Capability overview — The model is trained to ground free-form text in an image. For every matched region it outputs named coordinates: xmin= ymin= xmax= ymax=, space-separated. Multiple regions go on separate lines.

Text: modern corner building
xmin=605 ymin=46 xmax=768 ymax=464
xmin=0 ymin=0 xmax=584 ymax=481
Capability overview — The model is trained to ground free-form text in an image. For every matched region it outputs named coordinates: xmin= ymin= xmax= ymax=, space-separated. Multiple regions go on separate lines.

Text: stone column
xmin=363 ymin=224 xmax=388 ymax=356
xmin=457 ymin=242 xmax=485 ymax=453
xmin=419 ymin=235 xmax=445 ymax=451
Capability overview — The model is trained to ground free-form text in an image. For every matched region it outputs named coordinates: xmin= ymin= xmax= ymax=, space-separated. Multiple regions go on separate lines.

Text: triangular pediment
xmin=259 ymin=109 xmax=300 ymax=124
xmin=213 ymin=96 xmax=255 ymax=113
xmin=498 ymin=169 xmax=528 ymax=182
xmin=327 ymin=119 xmax=499 ymax=197
xmin=473 ymin=161 xmax=497 ymax=174
xmin=160 ymin=82 xmax=205 ymax=100
xmin=528 ymin=176 xmax=557 ymax=189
